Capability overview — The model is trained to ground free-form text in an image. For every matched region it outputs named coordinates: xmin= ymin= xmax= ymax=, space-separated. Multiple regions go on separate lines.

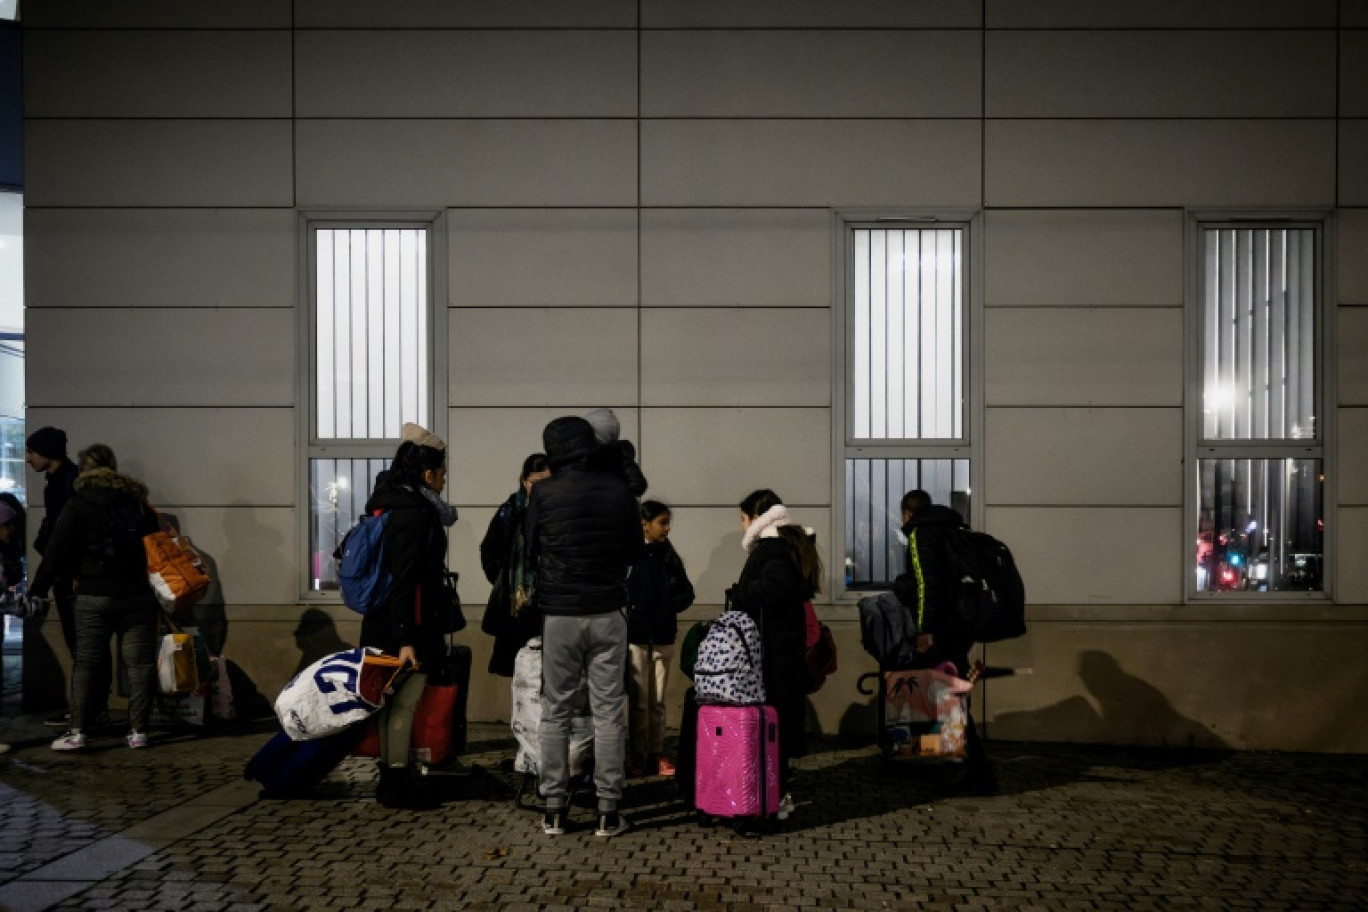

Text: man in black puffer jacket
xmin=526 ymin=416 xmax=642 ymax=838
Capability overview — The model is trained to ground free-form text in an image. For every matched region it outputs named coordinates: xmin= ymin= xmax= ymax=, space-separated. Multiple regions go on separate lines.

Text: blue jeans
xmin=539 ymin=611 xmax=628 ymax=813
xmin=72 ymin=593 xmax=157 ymax=733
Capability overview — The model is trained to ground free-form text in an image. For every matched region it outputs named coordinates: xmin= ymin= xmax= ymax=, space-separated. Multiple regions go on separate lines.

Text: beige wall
xmin=20 ymin=1 xmax=1368 ymax=751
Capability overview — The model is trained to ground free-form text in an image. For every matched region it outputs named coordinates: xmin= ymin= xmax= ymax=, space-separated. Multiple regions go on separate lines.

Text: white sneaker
xmin=776 ymin=792 xmax=795 ymax=820
xmin=127 ymin=732 xmax=149 ymax=749
xmin=51 ymin=731 xmax=86 ymax=751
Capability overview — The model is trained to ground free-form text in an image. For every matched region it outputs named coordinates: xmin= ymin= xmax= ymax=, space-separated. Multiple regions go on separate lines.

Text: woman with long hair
xmin=360 ymin=424 xmax=453 ymax=808
xmin=730 ymin=488 xmax=822 ymax=819
xmin=479 ymin=452 xmax=550 ymax=677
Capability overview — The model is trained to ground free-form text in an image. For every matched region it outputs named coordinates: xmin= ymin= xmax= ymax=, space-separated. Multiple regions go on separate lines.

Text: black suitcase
xmin=675 ymin=685 xmax=700 ymax=804
xmin=244 ymin=725 xmax=366 ymax=799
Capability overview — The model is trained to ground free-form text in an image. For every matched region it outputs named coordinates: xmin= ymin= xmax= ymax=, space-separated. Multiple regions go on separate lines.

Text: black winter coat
xmin=731 ymin=535 xmax=809 ymax=760
xmin=527 ymin=418 xmax=641 ymax=616
xmin=479 ymin=488 xmax=533 ymax=676
xmin=892 ymin=504 xmax=974 ymax=672
xmin=359 ymin=482 xmax=447 ymax=667
xmin=34 ymin=458 xmax=79 ymax=555
xmin=28 ymin=468 xmax=159 ymax=600
xmin=626 ymin=540 xmax=694 ymax=646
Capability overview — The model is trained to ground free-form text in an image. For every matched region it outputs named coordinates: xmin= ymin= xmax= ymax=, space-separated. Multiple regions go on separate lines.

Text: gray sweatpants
xmin=539 ymin=611 xmax=627 ymax=813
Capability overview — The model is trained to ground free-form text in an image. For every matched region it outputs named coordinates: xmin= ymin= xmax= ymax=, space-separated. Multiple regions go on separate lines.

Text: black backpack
xmin=941 ymin=527 xmax=1026 ymax=643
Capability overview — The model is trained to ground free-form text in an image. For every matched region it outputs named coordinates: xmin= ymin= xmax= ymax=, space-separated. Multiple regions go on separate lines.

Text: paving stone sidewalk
xmin=1 ymin=714 xmax=1365 ymax=912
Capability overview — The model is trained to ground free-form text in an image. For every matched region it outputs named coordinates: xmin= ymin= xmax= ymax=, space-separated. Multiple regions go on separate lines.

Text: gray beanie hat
xmin=582 ymin=408 xmax=620 ymax=445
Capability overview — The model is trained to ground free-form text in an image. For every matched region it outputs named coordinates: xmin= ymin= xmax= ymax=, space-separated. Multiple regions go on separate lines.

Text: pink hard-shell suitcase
xmin=695 ymin=704 xmax=781 ymax=820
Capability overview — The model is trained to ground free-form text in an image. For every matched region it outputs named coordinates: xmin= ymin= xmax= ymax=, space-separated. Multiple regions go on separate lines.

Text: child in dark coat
xmin=626 ymin=500 xmax=694 ymax=777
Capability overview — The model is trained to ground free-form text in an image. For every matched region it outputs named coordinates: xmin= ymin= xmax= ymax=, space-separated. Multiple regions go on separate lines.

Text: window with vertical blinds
xmin=842 ymin=224 xmax=969 ymax=592
xmin=1195 ymin=225 xmax=1323 ymax=595
xmin=307 ymin=224 xmax=434 ymax=593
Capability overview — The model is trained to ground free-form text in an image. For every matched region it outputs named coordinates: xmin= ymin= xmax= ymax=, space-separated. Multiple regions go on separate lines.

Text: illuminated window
xmin=840 ymin=223 xmax=972 ymax=591
xmin=305 ymin=223 xmax=436 ymax=593
xmin=1194 ymin=224 xmax=1323 ymax=595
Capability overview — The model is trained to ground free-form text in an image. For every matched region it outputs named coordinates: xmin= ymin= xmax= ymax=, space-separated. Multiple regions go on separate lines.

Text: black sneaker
xmin=542 ymin=809 xmax=566 ymax=836
xmin=595 ymin=811 xmax=631 ymax=837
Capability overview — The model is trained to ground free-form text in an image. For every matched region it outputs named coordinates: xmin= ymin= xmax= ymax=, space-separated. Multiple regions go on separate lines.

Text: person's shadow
xmin=291 ymin=608 xmax=353 ymax=678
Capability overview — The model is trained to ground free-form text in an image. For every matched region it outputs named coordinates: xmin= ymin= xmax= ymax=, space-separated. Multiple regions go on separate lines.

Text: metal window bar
xmin=315 ymin=227 xmax=429 ymax=440
xmin=852 ymin=227 xmax=964 ymax=441
xmin=1202 ymin=228 xmax=1316 ymax=442
xmin=844 ymin=458 xmax=969 ymax=589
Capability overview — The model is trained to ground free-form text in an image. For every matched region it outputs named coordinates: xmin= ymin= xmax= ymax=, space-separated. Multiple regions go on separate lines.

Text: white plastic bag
xmin=510 ymin=638 xmax=593 ymax=776
xmin=274 ymin=647 xmax=403 ymax=741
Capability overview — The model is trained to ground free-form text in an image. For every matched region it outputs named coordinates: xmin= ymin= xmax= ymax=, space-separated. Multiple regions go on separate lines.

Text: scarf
xmin=420 ymin=485 xmax=459 ymax=528
xmin=742 ymin=503 xmax=792 ymax=553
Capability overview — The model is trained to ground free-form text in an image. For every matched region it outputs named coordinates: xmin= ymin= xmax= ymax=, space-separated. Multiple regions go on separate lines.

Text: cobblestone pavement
xmin=1 ymin=714 xmax=1366 ymax=912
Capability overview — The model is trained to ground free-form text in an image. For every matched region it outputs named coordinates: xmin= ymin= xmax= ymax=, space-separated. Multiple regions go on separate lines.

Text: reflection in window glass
xmin=845 ymin=458 xmax=969 ymax=590
xmin=1196 ymin=459 xmax=1322 ymax=593
xmin=309 ymin=457 xmax=389 ymax=592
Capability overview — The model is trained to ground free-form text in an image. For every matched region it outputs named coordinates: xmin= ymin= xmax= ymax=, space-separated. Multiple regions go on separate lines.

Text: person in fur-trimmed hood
xmin=729 ymin=489 xmax=823 ymax=821
xmin=28 ymin=465 xmax=161 ymax=752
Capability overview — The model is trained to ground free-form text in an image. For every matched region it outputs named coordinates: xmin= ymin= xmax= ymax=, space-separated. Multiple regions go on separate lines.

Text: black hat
xmin=25 ymin=426 xmax=68 ymax=461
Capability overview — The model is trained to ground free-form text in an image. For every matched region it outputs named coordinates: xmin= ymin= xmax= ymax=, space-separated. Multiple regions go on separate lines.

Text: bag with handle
xmin=144 ymin=524 xmax=211 ymax=613
xmin=335 ymin=510 xmax=391 ymax=614
xmin=274 ymin=647 xmax=405 ymax=741
xmin=941 ymin=528 xmax=1027 ymax=643
xmin=693 ymin=609 xmax=767 ymax=706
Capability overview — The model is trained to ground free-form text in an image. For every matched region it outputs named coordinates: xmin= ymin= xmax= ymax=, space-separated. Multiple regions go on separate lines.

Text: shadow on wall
xmin=695 ymin=528 xmax=745 ymax=607
xmin=292 ymin=607 xmax=353 ymax=678
xmin=990 ymin=650 xmax=1228 ymax=750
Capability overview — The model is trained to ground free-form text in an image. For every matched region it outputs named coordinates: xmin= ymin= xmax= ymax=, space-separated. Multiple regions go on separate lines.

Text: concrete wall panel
xmin=1339 ymin=507 xmax=1368 ymax=603
xmin=23 ymin=1 xmax=289 ymax=27
xmin=641 ymin=308 xmax=830 ymax=406
xmin=24 ymin=31 xmax=292 ymax=117
xmin=448 ymin=209 xmax=638 ymax=308
xmin=1340 ymin=307 xmax=1368 ymax=405
xmin=1336 ymin=210 xmax=1368 ymax=305
xmin=986 ymin=0 xmax=1337 ymax=28
xmin=986 ymin=120 xmax=1336 ymax=208
xmin=25 ymin=308 xmax=295 ymax=407
xmin=985 ymin=407 xmax=1182 ymax=506
xmin=640 ymin=208 xmax=830 ymax=308
xmin=642 ymin=30 xmax=980 ymax=117
xmin=23 ymin=407 xmax=295 ymax=507
xmin=24 ymin=120 xmax=293 ymax=207
xmin=643 ymin=407 xmax=831 ymax=506
xmin=1341 ymin=120 xmax=1368 ymax=206
xmin=988 ymin=30 xmax=1334 ymax=118
xmin=448 ymin=308 xmax=638 ymax=406
xmin=25 ymin=209 xmax=295 ymax=309
xmin=642 ymin=119 xmax=981 ymax=207
xmin=985 ymin=308 xmax=1183 ymax=406
xmin=1339 ymin=408 xmax=1368 ymax=506
xmin=296 ymin=120 xmax=638 ymax=207
xmin=296 ymin=31 xmax=636 ymax=117
xmin=985 ymin=209 xmax=1182 ymax=307
xmin=295 ymin=0 xmax=634 ymax=27
xmin=985 ymin=506 xmax=1183 ymax=604
xmin=642 ymin=0 xmax=980 ymax=28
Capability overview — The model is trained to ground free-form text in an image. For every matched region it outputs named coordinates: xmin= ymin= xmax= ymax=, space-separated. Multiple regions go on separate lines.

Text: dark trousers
xmin=72 ymin=593 xmax=157 ymax=733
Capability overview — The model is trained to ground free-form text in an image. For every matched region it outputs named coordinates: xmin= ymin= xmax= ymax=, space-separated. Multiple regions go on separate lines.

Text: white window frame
xmin=297 ymin=212 xmax=448 ymax=601
xmin=1184 ymin=213 xmax=1334 ymax=602
xmin=832 ymin=211 xmax=983 ymax=600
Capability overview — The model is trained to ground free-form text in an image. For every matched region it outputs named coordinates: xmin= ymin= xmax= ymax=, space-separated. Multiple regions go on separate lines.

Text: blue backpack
xmin=336 ymin=510 xmax=391 ymax=614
